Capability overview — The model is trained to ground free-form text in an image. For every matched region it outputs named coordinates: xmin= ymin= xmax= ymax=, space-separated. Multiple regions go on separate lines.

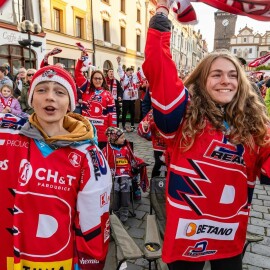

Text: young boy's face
xmin=115 ymin=134 xmax=125 ymax=145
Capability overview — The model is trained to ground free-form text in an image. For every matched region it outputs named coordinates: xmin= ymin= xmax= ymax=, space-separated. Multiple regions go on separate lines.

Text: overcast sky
xmin=192 ymin=2 xmax=270 ymax=52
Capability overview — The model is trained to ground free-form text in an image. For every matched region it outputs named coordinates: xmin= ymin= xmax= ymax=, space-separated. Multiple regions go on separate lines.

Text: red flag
xmin=248 ymin=53 xmax=270 ymax=67
xmin=199 ymin=0 xmax=270 ymax=22
xmin=0 ymin=0 xmax=8 ymax=7
xmin=169 ymin=0 xmax=270 ymax=23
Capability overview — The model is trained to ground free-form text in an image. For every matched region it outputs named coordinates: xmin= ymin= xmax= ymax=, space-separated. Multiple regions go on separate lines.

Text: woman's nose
xmin=221 ymin=74 xmax=230 ymax=84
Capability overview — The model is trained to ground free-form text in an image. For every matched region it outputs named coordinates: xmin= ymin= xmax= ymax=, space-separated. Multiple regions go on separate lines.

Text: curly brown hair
xmin=182 ymin=50 xmax=270 ymax=151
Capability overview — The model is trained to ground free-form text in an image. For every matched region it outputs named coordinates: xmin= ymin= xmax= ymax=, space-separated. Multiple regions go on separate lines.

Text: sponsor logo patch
xmin=176 ymin=218 xmax=239 ymax=240
xmin=183 ymin=241 xmax=217 ymax=258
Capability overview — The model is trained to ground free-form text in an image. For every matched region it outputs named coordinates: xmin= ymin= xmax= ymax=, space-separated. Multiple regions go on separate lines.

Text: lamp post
xmin=17 ymin=20 xmax=42 ymax=68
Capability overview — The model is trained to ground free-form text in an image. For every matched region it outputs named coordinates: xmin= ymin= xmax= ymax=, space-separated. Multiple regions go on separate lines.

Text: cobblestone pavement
xmin=106 ymin=127 xmax=270 ymax=270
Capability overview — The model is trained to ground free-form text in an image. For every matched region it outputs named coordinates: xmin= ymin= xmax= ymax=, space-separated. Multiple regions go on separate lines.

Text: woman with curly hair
xmin=142 ymin=1 xmax=270 ymax=270
xmin=75 ymin=52 xmax=117 ymax=149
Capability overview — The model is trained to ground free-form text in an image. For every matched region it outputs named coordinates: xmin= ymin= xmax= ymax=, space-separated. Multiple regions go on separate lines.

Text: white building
xmin=230 ymin=26 xmax=270 ymax=69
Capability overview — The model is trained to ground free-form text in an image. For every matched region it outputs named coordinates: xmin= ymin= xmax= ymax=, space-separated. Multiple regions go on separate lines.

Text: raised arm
xmin=142 ymin=0 xmax=188 ymax=139
xmin=75 ymin=51 xmax=90 ymax=92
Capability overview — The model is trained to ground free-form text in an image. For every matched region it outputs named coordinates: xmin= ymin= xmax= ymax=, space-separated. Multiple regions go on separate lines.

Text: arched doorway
xmin=0 ymin=45 xmax=37 ymax=75
xmin=103 ymin=60 xmax=113 ymax=76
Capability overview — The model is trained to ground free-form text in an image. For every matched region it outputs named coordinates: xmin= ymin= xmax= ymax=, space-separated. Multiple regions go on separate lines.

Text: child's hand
xmin=2 ymin=107 xmax=11 ymax=113
xmin=142 ymin=120 xmax=150 ymax=131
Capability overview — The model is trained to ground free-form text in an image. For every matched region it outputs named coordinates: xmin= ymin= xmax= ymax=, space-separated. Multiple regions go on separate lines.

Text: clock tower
xmin=214 ymin=11 xmax=237 ymax=51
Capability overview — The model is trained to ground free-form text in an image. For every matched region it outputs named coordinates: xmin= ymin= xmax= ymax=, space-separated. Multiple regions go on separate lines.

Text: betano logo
xmin=176 ymin=218 xmax=239 ymax=241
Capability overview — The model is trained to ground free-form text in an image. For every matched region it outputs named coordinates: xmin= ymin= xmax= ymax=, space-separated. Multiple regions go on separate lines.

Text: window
xmin=0 ymin=45 xmax=37 ymax=74
xmin=72 ymin=7 xmax=86 ymax=39
xmin=243 ymin=37 xmax=247 ymax=43
xmin=233 ymin=49 xmax=237 ymax=54
xmin=53 ymin=57 xmax=75 ymax=75
xmin=120 ymin=0 xmax=125 ymax=13
xmin=75 ymin=17 xmax=82 ymax=38
xmin=53 ymin=8 xmax=61 ymax=32
xmin=13 ymin=0 xmax=34 ymax=22
xmin=103 ymin=20 xmax=110 ymax=42
xmin=103 ymin=60 xmax=113 ymax=76
xmin=51 ymin=0 xmax=67 ymax=33
xmin=136 ymin=34 xmax=141 ymax=52
xmin=137 ymin=9 xmax=141 ymax=23
xmin=120 ymin=26 xmax=126 ymax=47
xmin=249 ymin=48 xmax=252 ymax=54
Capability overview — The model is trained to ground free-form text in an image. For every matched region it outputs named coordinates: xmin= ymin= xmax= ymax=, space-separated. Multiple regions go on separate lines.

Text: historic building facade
xmin=0 ymin=0 xmax=46 ymax=74
xmin=0 ymin=0 xmax=209 ymax=77
xmin=230 ymin=26 xmax=270 ymax=68
xmin=40 ymin=0 xmax=94 ymax=75
xmin=92 ymin=0 xmax=147 ymax=75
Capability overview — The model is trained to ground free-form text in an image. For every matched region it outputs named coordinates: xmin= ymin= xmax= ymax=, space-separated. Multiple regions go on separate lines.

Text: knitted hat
xmin=28 ymin=65 xmax=77 ymax=111
xmin=105 ymin=127 xmax=124 ymax=143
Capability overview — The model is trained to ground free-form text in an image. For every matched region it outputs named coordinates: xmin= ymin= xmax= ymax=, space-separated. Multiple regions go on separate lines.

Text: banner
xmin=169 ymin=0 xmax=270 ymax=23
xmin=0 ymin=0 xmax=8 ymax=7
xmin=248 ymin=53 xmax=270 ymax=67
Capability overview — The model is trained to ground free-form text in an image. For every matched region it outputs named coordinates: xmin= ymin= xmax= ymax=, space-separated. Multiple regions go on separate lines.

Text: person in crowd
xmin=141 ymin=88 xmax=152 ymax=118
xmin=19 ymin=68 xmax=36 ymax=115
xmin=264 ymin=78 xmax=270 ymax=116
xmin=138 ymin=109 xmax=167 ymax=178
xmin=103 ymin=126 xmax=148 ymax=222
xmin=117 ymin=56 xmax=139 ymax=132
xmin=2 ymin=62 xmax=14 ymax=81
xmin=0 ymin=66 xmax=13 ymax=89
xmin=0 ymin=65 xmax=112 ymax=270
xmin=237 ymin=57 xmax=265 ymax=104
xmin=105 ymin=68 xmax=123 ymax=127
xmin=13 ymin=67 xmax=27 ymax=99
xmin=74 ymin=85 xmax=83 ymax=114
xmin=75 ymin=52 xmax=117 ymax=149
xmin=137 ymin=69 xmax=149 ymax=121
xmin=142 ymin=1 xmax=270 ymax=269
xmin=0 ymin=84 xmax=22 ymax=115
xmin=257 ymin=76 xmax=269 ymax=98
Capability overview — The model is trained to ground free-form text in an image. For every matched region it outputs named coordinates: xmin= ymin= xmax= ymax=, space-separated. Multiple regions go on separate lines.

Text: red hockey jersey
xmin=0 ymin=113 xmax=112 ymax=270
xmin=143 ymin=28 xmax=270 ymax=263
xmin=81 ymin=89 xmax=116 ymax=142
xmin=75 ymin=59 xmax=117 ymax=142
xmin=137 ymin=109 xmax=167 ymax=153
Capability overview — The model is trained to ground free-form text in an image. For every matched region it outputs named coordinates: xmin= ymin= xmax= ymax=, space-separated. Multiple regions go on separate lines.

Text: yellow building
xmin=40 ymin=0 xmax=94 ymax=74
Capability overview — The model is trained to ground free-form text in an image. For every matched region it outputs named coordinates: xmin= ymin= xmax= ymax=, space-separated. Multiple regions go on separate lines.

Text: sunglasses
xmin=93 ymin=77 xmax=103 ymax=81
xmin=27 ymin=73 xmax=35 ymax=76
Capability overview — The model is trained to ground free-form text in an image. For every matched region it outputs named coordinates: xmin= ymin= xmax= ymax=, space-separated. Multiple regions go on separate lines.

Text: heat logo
xmin=204 ymin=139 xmax=245 ymax=166
xmin=183 ymin=241 xmax=217 ymax=258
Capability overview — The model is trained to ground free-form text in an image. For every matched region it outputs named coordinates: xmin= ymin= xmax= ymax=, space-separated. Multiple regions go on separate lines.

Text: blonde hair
xmin=182 ymin=50 xmax=270 ymax=151
xmin=0 ymin=84 xmax=13 ymax=96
